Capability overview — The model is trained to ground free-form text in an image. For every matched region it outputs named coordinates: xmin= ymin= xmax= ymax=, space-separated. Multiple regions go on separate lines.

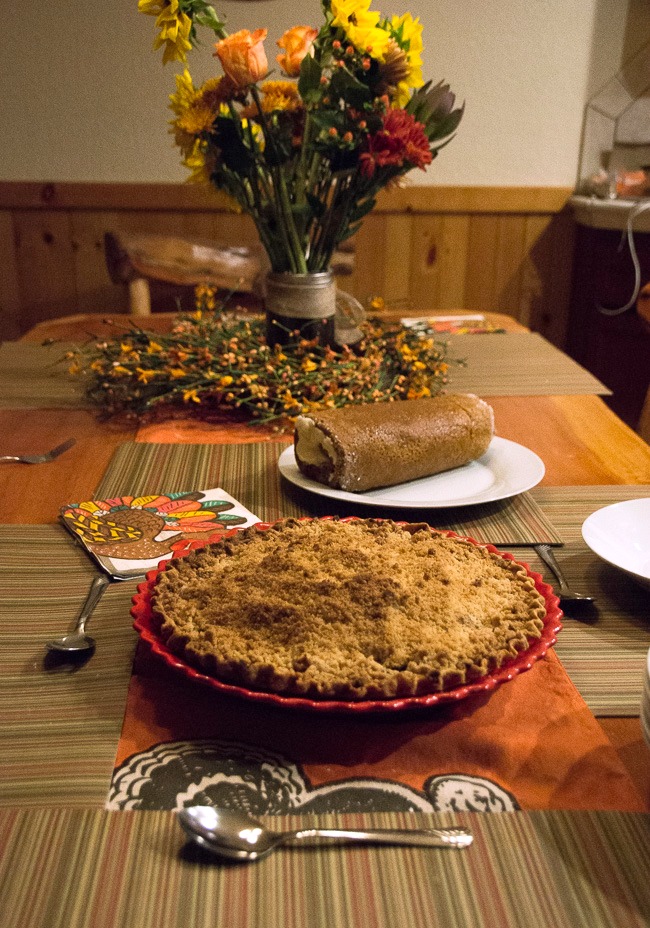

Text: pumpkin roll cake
xmin=293 ymin=394 xmax=494 ymax=492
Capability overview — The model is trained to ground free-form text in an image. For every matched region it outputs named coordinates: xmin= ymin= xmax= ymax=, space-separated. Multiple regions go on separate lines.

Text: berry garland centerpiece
xmin=64 ymin=289 xmax=462 ymax=429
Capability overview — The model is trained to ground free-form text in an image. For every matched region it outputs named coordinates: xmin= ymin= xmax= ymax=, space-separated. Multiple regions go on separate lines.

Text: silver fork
xmin=534 ymin=544 xmax=595 ymax=607
xmin=0 ymin=437 xmax=76 ymax=464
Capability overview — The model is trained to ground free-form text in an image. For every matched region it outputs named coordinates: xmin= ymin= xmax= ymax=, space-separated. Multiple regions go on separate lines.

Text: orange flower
xmin=276 ymin=26 xmax=318 ymax=77
xmin=215 ymin=29 xmax=268 ymax=88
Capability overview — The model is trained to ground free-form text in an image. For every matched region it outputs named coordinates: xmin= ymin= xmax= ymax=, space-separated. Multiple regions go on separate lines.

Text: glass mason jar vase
xmin=264 ymin=271 xmax=337 ymax=347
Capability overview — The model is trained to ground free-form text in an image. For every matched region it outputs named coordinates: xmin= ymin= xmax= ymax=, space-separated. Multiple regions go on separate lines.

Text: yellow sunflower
xmin=139 ymin=0 xmax=193 ymax=65
xmin=182 ymin=139 xmax=211 ymax=184
xmin=388 ymin=13 xmax=424 ymax=105
xmin=329 ymin=0 xmax=390 ymax=59
xmin=168 ymin=69 xmax=196 ymax=117
xmin=169 ymin=72 xmax=227 ymax=155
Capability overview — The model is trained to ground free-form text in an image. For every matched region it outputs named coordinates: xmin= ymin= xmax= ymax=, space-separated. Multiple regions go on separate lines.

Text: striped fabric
xmin=0 ymin=808 xmax=648 ymax=928
xmin=445 ymin=332 xmax=610 ymax=396
xmin=0 ymin=343 xmax=88 ymax=408
xmin=0 ymin=489 xmax=646 ymax=812
xmin=0 ymin=332 xmax=610 ymax=410
xmin=512 ymin=486 xmax=650 ymax=716
xmin=0 ymin=525 xmax=137 ymax=807
xmin=94 ymin=441 xmax=563 ymax=546
xmin=1 ymin=488 xmax=647 ymax=726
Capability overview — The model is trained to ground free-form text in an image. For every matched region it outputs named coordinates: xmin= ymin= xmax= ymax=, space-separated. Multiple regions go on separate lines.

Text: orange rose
xmin=215 ymin=29 xmax=268 ymax=88
xmin=276 ymin=26 xmax=318 ymax=77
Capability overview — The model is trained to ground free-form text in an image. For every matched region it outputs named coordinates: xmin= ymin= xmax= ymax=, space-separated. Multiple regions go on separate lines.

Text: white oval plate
xmin=582 ymin=498 xmax=650 ymax=589
xmin=278 ymin=437 xmax=545 ymax=509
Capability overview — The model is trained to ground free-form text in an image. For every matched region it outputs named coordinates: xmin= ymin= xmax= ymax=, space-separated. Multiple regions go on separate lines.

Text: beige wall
xmin=0 ymin=1 xmax=647 ymax=187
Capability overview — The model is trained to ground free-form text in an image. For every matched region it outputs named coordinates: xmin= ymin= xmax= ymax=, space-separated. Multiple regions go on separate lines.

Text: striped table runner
xmin=512 ymin=486 xmax=650 ymax=716
xmin=446 ymin=332 xmax=610 ymax=396
xmin=0 ymin=808 xmax=648 ymax=928
xmin=0 ymin=343 xmax=88 ymax=408
xmin=0 ymin=526 xmax=137 ymax=807
xmin=0 ymin=526 xmax=642 ymax=813
xmin=93 ymin=441 xmax=563 ymax=546
xmin=0 ymin=332 xmax=610 ymax=409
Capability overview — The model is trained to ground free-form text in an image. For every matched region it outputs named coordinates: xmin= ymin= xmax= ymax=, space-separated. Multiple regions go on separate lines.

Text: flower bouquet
xmin=65 ymin=3 xmax=463 ymax=428
xmin=139 ymin=0 xmax=463 ymax=344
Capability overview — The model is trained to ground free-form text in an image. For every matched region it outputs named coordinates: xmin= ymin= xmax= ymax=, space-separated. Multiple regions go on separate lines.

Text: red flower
xmin=360 ymin=108 xmax=432 ymax=178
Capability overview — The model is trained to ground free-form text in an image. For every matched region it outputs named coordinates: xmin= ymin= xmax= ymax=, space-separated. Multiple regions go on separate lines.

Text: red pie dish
xmin=131 ymin=519 xmax=562 ymax=715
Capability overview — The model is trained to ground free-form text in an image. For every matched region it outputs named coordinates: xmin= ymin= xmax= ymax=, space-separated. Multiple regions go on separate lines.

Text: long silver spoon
xmin=178 ymin=806 xmax=473 ymax=862
xmin=45 ymin=574 xmax=109 ymax=653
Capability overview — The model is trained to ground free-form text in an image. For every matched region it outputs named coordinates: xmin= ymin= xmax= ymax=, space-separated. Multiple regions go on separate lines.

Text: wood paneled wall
xmin=0 ymin=182 xmax=574 ymax=344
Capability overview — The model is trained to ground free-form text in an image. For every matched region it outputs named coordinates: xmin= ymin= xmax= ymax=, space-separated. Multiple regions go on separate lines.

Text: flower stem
xmin=250 ymin=85 xmax=307 ymax=273
xmin=274 ymin=167 xmax=308 ymax=273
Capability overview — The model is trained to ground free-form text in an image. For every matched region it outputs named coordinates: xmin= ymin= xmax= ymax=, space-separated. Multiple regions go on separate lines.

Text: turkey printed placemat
xmin=108 ymin=649 xmax=644 ymax=815
xmin=60 ymin=488 xmax=259 ymax=578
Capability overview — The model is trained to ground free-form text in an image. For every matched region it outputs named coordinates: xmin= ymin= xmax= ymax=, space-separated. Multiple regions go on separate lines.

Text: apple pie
xmin=150 ymin=518 xmax=547 ymax=700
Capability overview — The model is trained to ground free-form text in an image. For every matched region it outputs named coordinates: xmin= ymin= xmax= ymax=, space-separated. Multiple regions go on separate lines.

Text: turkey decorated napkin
xmin=60 ymin=489 xmax=260 ymax=578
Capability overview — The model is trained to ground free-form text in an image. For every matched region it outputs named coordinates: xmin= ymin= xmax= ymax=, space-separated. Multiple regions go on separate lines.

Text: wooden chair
xmin=104 ymin=231 xmax=265 ymax=316
xmin=104 ymin=231 xmax=356 ymax=317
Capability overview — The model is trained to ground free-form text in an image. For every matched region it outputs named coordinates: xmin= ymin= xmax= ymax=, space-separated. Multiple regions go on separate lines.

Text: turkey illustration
xmin=62 ymin=492 xmax=249 ymax=561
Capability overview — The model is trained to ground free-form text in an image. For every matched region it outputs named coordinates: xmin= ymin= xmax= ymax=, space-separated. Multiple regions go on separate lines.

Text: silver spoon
xmin=45 ymin=574 xmax=109 ymax=653
xmin=534 ymin=544 xmax=594 ymax=607
xmin=178 ymin=806 xmax=473 ymax=862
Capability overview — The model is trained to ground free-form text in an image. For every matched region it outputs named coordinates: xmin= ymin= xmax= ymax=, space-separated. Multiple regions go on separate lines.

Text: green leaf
xmin=329 ymin=67 xmax=371 ymax=107
xmin=193 ymin=9 xmax=227 ymax=38
xmin=298 ymin=55 xmax=323 ymax=103
xmin=339 ymin=222 xmax=362 ymax=241
xmin=426 ymin=105 xmax=465 ymax=143
xmin=263 ymin=136 xmax=293 ymax=167
xmin=310 ymin=109 xmax=345 ymax=133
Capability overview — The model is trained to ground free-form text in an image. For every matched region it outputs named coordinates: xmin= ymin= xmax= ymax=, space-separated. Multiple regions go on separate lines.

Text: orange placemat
xmin=136 ymin=418 xmax=284 ymax=444
xmin=108 ymin=648 xmax=643 ymax=814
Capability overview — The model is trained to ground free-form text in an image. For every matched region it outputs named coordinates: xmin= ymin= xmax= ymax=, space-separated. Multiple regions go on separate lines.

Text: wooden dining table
xmin=1 ymin=310 xmax=650 ymax=928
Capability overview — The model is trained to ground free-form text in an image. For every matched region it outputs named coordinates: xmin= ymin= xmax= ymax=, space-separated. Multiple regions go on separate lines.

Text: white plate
xmin=582 ymin=498 xmax=650 ymax=589
xmin=278 ymin=437 xmax=545 ymax=509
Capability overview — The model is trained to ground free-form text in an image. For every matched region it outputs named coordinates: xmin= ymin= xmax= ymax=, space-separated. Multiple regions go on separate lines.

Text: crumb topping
xmin=151 ymin=518 xmax=547 ymax=700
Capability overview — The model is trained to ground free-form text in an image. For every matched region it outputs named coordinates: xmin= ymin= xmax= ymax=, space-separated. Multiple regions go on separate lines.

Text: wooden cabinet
xmin=567 ymin=223 xmax=650 ymax=430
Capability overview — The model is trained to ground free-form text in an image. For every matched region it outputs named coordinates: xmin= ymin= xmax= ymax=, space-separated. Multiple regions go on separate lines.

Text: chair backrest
xmin=104 ymin=231 xmax=265 ymax=293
